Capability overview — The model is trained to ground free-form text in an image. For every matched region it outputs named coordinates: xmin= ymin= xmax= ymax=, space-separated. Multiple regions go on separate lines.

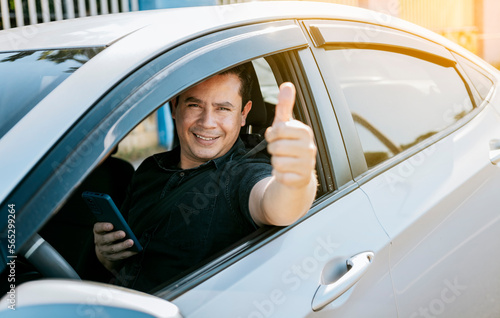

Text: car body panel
xmin=0 ymin=10 xmax=171 ymax=51
xmin=0 ymin=1 xmax=436 ymax=52
xmin=172 ymin=189 xmax=396 ymax=317
xmin=0 ymin=279 xmax=182 ymax=317
xmin=361 ymin=103 xmax=500 ymax=316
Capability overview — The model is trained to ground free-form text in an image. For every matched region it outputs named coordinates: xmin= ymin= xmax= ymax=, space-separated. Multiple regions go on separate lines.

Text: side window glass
xmin=325 ymin=49 xmax=473 ymax=168
xmin=454 ymin=54 xmax=494 ymax=103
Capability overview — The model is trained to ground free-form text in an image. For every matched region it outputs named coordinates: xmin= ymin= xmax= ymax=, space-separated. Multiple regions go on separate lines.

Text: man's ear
xmin=170 ymin=97 xmax=178 ymax=119
xmin=241 ymin=101 xmax=252 ymax=127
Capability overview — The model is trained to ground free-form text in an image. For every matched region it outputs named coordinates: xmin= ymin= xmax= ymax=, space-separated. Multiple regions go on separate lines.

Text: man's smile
xmin=193 ymin=133 xmax=220 ymax=141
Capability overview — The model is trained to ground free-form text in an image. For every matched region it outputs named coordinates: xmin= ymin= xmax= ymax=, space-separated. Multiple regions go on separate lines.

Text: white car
xmin=1 ymin=2 xmax=499 ymax=317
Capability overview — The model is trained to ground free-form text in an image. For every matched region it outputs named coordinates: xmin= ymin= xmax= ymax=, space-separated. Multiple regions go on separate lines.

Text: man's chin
xmin=192 ymin=149 xmax=221 ymax=162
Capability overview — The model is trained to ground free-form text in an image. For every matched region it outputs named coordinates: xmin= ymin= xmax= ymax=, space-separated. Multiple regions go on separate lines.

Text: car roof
xmin=0 ymin=1 xmax=488 ymax=204
xmin=0 ymin=1 xmax=437 ymax=52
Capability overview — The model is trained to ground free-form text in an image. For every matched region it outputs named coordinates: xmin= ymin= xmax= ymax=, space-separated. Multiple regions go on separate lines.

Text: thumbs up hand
xmin=265 ymin=83 xmax=317 ymax=188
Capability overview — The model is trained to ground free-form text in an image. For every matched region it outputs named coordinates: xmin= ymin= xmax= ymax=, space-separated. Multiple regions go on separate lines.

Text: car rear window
xmin=0 ymin=47 xmax=103 ymax=138
xmin=323 ymin=48 xmax=473 ymax=168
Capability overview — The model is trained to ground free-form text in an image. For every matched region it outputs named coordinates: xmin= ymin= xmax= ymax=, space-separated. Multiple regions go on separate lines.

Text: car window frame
xmin=304 ymin=19 xmax=484 ymax=183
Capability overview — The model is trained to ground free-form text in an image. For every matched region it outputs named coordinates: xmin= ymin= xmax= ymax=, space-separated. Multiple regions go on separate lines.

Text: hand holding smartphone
xmin=82 ymin=191 xmax=143 ymax=252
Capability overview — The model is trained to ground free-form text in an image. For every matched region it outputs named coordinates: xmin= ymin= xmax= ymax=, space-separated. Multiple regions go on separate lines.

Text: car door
xmin=155 ymin=25 xmax=397 ymax=317
xmin=308 ymin=19 xmax=500 ymax=317
xmin=2 ymin=20 xmax=396 ymax=317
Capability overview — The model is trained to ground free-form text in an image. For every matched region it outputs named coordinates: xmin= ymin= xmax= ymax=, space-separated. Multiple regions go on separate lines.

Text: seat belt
xmin=242 ymin=139 xmax=267 ymax=159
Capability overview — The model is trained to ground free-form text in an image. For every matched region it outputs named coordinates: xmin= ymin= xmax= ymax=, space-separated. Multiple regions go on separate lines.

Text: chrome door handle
xmin=312 ymin=251 xmax=374 ymax=311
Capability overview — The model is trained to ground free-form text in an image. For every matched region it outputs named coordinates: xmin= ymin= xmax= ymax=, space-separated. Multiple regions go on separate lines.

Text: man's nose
xmin=198 ymin=108 xmax=217 ymax=128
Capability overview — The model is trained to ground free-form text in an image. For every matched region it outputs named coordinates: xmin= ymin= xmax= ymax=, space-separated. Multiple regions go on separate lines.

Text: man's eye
xmin=187 ymin=104 xmax=200 ymax=108
xmin=218 ymin=107 xmax=231 ymax=111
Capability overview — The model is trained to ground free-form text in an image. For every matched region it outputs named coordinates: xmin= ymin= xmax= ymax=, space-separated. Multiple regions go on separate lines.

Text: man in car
xmin=93 ymin=64 xmax=317 ymax=292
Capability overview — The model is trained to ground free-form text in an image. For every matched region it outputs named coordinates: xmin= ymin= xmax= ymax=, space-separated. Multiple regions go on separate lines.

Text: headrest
xmin=244 ymin=62 xmax=267 ymax=127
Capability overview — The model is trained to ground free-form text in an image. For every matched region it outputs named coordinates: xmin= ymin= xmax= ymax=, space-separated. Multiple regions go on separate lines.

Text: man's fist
xmin=265 ymin=83 xmax=317 ymax=188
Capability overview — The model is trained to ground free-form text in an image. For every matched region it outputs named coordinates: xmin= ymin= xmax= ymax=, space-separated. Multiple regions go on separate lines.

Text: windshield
xmin=0 ymin=47 xmax=104 ymax=138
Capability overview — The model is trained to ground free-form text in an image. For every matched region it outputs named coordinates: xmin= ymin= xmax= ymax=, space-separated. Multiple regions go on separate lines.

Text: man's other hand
xmin=93 ymin=222 xmax=138 ymax=272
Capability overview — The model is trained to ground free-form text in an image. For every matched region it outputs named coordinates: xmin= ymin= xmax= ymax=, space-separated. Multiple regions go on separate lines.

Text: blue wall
xmin=139 ymin=0 xmax=218 ymax=10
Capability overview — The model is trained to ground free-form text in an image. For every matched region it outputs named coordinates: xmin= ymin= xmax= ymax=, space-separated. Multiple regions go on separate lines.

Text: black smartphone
xmin=82 ymin=191 xmax=143 ymax=252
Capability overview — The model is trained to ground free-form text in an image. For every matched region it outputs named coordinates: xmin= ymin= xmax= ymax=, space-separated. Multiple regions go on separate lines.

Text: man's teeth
xmin=195 ymin=134 xmax=216 ymax=141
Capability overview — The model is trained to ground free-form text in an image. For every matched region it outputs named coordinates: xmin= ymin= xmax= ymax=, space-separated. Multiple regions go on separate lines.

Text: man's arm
xmin=249 ymin=83 xmax=317 ymax=226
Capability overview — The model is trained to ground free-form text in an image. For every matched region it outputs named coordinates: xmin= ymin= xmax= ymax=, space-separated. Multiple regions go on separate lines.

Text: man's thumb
xmin=273 ymin=82 xmax=295 ymax=125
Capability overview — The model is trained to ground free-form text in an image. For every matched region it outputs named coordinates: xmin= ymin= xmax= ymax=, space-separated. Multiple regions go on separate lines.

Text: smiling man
xmin=93 ymin=64 xmax=317 ymax=292
xmin=173 ymin=71 xmax=253 ymax=170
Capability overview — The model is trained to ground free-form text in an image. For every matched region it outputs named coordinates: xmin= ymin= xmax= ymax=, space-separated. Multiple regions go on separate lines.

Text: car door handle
xmin=312 ymin=251 xmax=374 ymax=311
xmin=489 ymin=139 xmax=500 ymax=164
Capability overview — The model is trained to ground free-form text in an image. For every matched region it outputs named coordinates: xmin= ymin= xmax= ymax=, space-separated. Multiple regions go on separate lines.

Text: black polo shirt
xmin=114 ymin=138 xmax=272 ymax=292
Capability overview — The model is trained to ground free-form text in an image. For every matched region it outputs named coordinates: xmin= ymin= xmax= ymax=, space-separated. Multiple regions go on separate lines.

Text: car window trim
xmin=307 ymin=21 xmax=457 ymax=67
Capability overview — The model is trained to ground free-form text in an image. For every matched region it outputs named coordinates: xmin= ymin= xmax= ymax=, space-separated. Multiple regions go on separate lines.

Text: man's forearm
xmin=256 ymin=172 xmax=317 ymax=226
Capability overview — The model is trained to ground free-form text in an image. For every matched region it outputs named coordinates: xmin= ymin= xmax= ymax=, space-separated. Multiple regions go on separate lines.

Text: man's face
xmin=172 ymin=73 xmax=252 ymax=169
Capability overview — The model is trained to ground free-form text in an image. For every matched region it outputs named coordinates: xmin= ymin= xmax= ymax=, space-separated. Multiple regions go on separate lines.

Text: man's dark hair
xmin=174 ymin=63 xmax=254 ymax=110
xmin=219 ymin=63 xmax=254 ymax=109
